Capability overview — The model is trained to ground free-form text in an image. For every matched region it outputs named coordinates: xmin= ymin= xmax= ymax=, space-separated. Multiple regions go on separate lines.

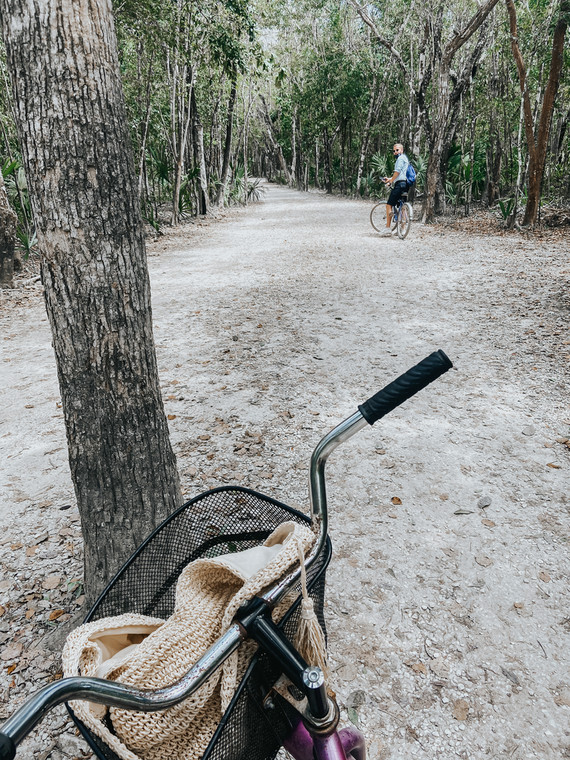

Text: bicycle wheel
xmin=397 ymin=202 xmax=411 ymax=239
xmin=391 ymin=209 xmax=398 ymax=232
xmin=369 ymin=202 xmax=385 ymax=232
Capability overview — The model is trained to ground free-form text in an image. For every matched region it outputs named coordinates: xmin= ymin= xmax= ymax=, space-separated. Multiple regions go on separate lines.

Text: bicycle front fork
xmin=236 ymin=598 xmax=366 ymax=760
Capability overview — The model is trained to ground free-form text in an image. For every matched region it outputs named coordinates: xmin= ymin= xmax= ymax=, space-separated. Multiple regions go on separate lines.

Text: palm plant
xmin=3 ymin=157 xmax=36 ymax=257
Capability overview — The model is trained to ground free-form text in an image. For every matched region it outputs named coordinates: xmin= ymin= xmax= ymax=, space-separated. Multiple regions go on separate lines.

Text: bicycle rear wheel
xmin=397 ymin=202 xmax=411 ymax=239
xmin=369 ymin=202 xmax=385 ymax=232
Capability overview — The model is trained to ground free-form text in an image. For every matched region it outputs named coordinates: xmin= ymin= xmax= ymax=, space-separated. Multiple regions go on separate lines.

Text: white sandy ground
xmin=0 ymin=183 xmax=569 ymax=760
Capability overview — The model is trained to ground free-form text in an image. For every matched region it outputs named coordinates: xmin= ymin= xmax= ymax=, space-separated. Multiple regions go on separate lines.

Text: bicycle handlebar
xmin=0 ymin=350 xmax=453 ymax=756
xmin=358 ymin=350 xmax=453 ymax=426
xmin=0 ymin=734 xmax=15 ymax=760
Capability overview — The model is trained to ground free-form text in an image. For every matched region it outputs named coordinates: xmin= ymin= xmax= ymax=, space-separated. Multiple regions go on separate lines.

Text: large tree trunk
xmin=1 ymin=0 xmax=181 ymax=602
xmin=0 ymin=171 xmax=17 ymax=287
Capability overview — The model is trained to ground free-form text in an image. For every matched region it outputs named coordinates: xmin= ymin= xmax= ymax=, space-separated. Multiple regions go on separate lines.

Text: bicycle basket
xmin=68 ymin=486 xmax=331 ymax=760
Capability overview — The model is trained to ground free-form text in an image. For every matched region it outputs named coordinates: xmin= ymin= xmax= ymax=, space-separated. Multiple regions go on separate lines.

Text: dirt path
xmin=1 ymin=184 xmax=569 ymax=759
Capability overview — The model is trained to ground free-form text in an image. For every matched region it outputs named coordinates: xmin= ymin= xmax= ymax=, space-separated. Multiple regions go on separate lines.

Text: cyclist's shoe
xmin=380 ymin=228 xmax=391 ymax=236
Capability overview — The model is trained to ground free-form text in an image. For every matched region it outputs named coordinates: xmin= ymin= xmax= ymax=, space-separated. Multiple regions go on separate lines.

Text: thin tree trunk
xmin=0 ymin=171 xmax=17 ymax=287
xmin=172 ymin=66 xmax=195 ymax=225
xmin=1 ymin=0 xmax=181 ymax=601
xmin=356 ymin=75 xmax=377 ymax=195
xmin=191 ymin=89 xmax=208 ymax=215
xmin=506 ymin=0 xmax=569 ymax=226
xmin=291 ymin=105 xmax=297 ymax=188
xmin=216 ymin=69 xmax=238 ymax=205
xmin=315 ymin=138 xmax=320 ymax=189
xmin=138 ymin=53 xmax=154 ymax=202
xmin=260 ymin=94 xmax=292 ymax=185
xmin=508 ymin=94 xmax=526 ymax=228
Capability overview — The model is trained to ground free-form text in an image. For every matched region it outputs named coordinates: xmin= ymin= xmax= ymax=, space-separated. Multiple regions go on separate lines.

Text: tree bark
xmin=0 ymin=171 xmax=17 ymax=287
xmin=0 ymin=0 xmax=181 ymax=602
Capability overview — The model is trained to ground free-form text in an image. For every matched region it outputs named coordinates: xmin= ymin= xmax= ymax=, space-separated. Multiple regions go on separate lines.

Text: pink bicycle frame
xmin=283 ymin=714 xmax=366 ymax=760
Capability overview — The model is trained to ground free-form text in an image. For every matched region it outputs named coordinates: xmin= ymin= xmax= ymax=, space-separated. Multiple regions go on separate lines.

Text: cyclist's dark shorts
xmin=387 ymin=180 xmax=407 ymax=207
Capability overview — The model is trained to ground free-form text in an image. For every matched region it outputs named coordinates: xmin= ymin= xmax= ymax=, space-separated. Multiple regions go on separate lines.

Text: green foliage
xmin=228 ymin=164 xmax=266 ymax=204
xmin=498 ymin=197 xmax=515 ymax=220
xmin=2 ymin=157 xmax=36 ymax=256
xmin=1 ymin=0 xmax=569 ymax=226
xmin=412 ymin=155 xmax=428 ymax=193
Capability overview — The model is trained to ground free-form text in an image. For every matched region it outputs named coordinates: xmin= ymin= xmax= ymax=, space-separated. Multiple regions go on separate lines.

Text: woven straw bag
xmin=62 ymin=521 xmax=316 ymax=760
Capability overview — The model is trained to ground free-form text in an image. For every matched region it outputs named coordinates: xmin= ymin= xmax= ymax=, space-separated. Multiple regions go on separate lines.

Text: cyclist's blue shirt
xmin=394 ymin=153 xmax=409 ymax=183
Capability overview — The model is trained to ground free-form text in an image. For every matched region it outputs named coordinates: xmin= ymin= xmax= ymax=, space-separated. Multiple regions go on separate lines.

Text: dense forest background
xmin=1 ymin=0 xmax=569 ymax=256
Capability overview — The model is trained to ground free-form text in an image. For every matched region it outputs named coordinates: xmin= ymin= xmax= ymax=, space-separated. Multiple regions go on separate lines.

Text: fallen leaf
xmin=10 ymin=543 xmax=23 ymax=550
xmin=454 ymin=509 xmax=474 ymax=515
xmin=347 ymin=707 xmax=359 ymax=726
xmin=49 ymin=610 xmax=65 ymax=621
xmin=475 ymin=555 xmax=493 ymax=567
xmin=477 ymin=496 xmax=492 ymax=509
xmin=452 ymin=699 xmax=469 ymax=720
xmin=482 ymin=519 xmax=496 ymax=527
xmin=513 ymin=602 xmax=524 ymax=609
xmin=26 ymin=546 xmax=38 ymax=557
xmin=42 ymin=575 xmax=61 ymax=590
xmin=501 ymin=667 xmax=520 ymax=686
xmin=25 ymin=609 xmax=35 ymax=620
xmin=391 ymin=497 xmax=402 ymax=505
xmin=406 ymin=726 xmax=420 ymax=742
xmin=346 ymin=690 xmax=366 ymax=709
xmin=546 ymin=462 xmax=561 ymax=469
xmin=538 ymin=571 xmax=551 ymax=582
xmin=1 ymin=643 xmax=22 ymax=661
xmin=167 ymin=414 xmax=177 ymax=420
xmin=388 ymin=513 xmax=398 ymax=519
xmin=0 ymin=605 xmax=5 ymax=617
xmin=405 ymin=661 xmax=427 ymax=675
xmin=6 ymin=664 xmax=17 ymax=675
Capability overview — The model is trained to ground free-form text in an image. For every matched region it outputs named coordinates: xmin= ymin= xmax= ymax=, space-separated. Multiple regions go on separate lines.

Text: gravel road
xmin=1 ymin=183 xmax=568 ymax=759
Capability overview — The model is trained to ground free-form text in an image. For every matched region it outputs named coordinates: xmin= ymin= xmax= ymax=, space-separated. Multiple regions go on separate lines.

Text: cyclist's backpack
xmin=406 ymin=162 xmax=417 ymax=185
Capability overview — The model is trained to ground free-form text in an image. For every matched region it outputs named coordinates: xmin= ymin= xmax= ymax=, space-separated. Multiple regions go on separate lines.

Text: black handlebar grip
xmin=358 ymin=350 xmax=453 ymax=425
xmin=0 ymin=734 xmax=16 ymax=760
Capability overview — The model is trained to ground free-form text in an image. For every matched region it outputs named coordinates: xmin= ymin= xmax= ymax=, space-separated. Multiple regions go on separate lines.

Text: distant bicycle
xmin=370 ymin=192 xmax=412 ymax=239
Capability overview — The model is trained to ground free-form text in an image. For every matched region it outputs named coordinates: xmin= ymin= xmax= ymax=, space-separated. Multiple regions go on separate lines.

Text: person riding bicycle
xmin=382 ymin=143 xmax=409 ymax=235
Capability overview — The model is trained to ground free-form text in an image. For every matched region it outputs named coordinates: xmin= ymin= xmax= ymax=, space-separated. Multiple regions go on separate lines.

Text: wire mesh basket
xmin=68 ymin=486 xmax=331 ymax=760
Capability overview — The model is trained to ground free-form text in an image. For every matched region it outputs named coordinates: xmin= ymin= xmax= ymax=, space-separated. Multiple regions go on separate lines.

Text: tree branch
xmin=444 ymin=0 xmax=502 ymax=64
xmin=349 ymin=0 xmax=408 ymax=76
xmin=505 ymin=0 xmax=537 ymax=163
